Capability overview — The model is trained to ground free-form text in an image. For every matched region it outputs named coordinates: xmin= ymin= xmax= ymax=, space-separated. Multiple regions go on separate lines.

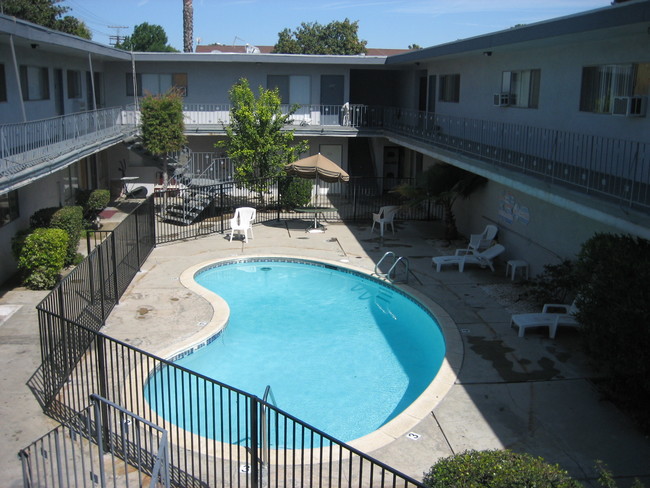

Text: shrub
xmin=423 ymin=449 xmax=581 ymax=488
xmin=525 ymin=259 xmax=578 ymax=306
xmin=575 ymin=233 xmax=650 ymax=431
xmin=279 ymin=176 xmax=312 ymax=209
xmin=85 ymin=189 xmax=110 ymax=216
xmin=29 ymin=206 xmax=60 ymax=229
xmin=17 ymin=228 xmax=69 ymax=289
xmin=50 ymin=206 xmax=84 ymax=265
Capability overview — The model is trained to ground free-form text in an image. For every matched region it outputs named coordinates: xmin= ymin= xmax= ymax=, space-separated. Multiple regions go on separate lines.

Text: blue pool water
xmin=145 ymin=259 xmax=446 ymax=444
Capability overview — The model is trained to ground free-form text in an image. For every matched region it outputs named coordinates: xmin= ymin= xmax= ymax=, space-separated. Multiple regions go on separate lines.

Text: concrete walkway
xmin=1 ymin=216 xmax=649 ymax=487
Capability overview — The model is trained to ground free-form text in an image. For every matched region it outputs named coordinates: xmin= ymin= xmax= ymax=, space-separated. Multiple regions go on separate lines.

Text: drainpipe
xmin=87 ymin=52 xmax=97 ymax=111
xmin=9 ymin=35 xmax=27 ymax=122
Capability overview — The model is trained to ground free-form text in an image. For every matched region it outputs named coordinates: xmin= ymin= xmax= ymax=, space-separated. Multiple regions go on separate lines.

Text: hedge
xmin=423 ymin=449 xmax=581 ymax=488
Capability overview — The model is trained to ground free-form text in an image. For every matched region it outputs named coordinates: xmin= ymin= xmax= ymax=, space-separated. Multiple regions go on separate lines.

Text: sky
xmin=64 ymin=0 xmax=611 ymax=52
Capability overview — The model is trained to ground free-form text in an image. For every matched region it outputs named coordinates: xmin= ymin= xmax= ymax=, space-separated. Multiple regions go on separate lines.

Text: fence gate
xmin=19 ymin=394 xmax=169 ymax=488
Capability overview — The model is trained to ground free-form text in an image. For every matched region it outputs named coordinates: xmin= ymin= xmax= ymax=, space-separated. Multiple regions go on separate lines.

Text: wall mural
xmin=499 ymin=192 xmax=530 ymax=225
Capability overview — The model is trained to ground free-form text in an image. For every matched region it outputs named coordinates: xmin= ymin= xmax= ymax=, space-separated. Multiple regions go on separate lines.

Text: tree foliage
xmin=140 ymin=89 xmax=187 ymax=157
xmin=1 ymin=0 xmax=91 ymax=39
xmin=273 ymin=18 xmax=367 ymax=55
xmin=574 ymin=233 xmax=650 ymax=429
xmin=395 ymin=163 xmax=486 ymax=240
xmin=217 ymin=79 xmax=308 ymax=204
xmin=117 ymin=22 xmax=178 ymax=52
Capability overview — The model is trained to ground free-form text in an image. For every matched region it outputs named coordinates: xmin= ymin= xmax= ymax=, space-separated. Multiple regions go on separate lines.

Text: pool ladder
xmin=260 ymin=385 xmax=277 ymax=466
xmin=375 ymin=251 xmax=409 ymax=284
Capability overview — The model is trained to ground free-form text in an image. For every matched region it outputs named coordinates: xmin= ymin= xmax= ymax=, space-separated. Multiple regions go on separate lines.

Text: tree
xmin=140 ymin=89 xmax=187 ymax=194
xmin=273 ymin=18 xmax=367 ymax=55
xmin=117 ymin=22 xmax=178 ymax=52
xmin=395 ymin=163 xmax=486 ymax=241
xmin=217 ymin=79 xmax=308 ymax=204
xmin=1 ymin=0 xmax=91 ymax=39
xmin=408 ymin=44 xmax=422 ymax=50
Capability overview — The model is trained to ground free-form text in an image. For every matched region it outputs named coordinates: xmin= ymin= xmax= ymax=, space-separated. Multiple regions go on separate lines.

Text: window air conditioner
xmin=612 ymin=96 xmax=647 ymax=117
xmin=493 ymin=93 xmax=510 ymax=107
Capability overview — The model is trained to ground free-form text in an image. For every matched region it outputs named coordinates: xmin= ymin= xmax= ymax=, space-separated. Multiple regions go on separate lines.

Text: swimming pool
xmin=145 ymin=258 xmax=446 ymax=445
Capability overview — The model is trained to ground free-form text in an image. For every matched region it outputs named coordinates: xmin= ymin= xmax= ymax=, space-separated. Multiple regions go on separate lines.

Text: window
xmin=19 ymin=65 xmax=50 ymax=100
xmin=439 ymin=74 xmax=460 ymax=103
xmin=126 ymin=73 xmax=188 ymax=96
xmin=67 ymin=70 xmax=82 ymax=99
xmin=267 ymin=75 xmax=310 ymax=105
xmin=0 ymin=64 xmax=6 ymax=102
xmin=0 ymin=191 xmax=19 ymax=227
xmin=501 ymin=69 xmax=540 ymax=108
xmin=579 ymin=63 xmax=649 ymax=113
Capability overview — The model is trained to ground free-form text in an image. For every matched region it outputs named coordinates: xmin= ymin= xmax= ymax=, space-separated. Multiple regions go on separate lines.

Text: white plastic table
xmin=506 ymin=259 xmax=529 ymax=281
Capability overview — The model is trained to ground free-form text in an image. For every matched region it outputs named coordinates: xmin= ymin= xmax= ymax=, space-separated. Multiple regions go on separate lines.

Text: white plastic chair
xmin=229 ymin=207 xmax=256 ymax=243
xmin=511 ymin=301 xmax=580 ymax=338
xmin=371 ymin=205 xmax=399 ymax=237
xmin=432 ymin=244 xmax=505 ymax=272
xmin=464 ymin=224 xmax=498 ymax=254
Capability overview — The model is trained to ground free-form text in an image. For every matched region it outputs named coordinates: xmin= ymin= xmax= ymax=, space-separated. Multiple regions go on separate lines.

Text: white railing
xmin=0 ymin=106 xmax=137 ymax=180
xmin=181 ymin=103 xmax=368 ymax=127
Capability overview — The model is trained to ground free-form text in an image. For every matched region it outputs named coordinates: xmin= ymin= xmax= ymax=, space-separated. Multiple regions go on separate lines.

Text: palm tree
xmin=183 ymin=0 xmax=193 ymax=53
xmin=395 ymin=163 xmax=487 ymax=241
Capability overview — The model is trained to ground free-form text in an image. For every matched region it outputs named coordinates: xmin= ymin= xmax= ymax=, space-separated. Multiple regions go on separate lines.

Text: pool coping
xmin=148 ymin=254 xmax=462 ymax=456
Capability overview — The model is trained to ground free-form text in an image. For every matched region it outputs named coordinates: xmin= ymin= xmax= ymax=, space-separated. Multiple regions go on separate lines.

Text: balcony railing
xmin=0 ymin=106 xmax=137 ymax=183
xmin=182 ymin=103 xmax=369 ymax=128
xmin=380 ymin=107 xmax=650 ymax=211
xmin=2 ymin=103 xmax=648 ymax=212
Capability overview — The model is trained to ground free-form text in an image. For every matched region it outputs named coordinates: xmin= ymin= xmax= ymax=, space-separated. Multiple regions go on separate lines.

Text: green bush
xmin=50 ymin=206 xmax=84 ymax=265
xmin=86 ymin=189 xmax=110 ymax=215
xmin=423 ymin=449 xmax=581 ymax=488
xmin=29 ymin=206 xmax=60 ymax=229
xmin=526 ymin=259 xmax=578 ymax=306
xmin=17 ymin=228 xmax=69 ymax=289
xmin=279 ymin=176 xmax=312 ymax=209
xmin=575 ymin=233 xmax=650 ymax=430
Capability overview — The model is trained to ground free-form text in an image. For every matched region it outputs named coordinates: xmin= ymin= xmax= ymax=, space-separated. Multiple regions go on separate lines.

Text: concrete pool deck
xmin=1 ymin=217 xmax=650 ymax=487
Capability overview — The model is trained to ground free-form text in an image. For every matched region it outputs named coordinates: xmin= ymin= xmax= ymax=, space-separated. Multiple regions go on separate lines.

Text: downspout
xmin=9 ymin=35 xmax=27 ymax=122
xmin=87 ymin=52 xmax=97 ymax=110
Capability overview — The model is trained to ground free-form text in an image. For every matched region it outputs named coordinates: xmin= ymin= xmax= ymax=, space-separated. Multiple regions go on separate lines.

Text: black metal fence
xmin=154 ymin=176 xmax=443 ymax=244
xmin=25 ymin=192 xmax=428 ymax=487
xmin=28 ymin=317 xmax=425 ymax=488
xmin=28 ymin=197 xmax=156 ymax=414
xmin=19 ymin=394 xmax=170 ymax=488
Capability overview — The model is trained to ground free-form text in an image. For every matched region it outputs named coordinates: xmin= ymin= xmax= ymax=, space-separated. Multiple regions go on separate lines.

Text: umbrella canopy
xmin=285 ymin=153 xmax=350 ymax=183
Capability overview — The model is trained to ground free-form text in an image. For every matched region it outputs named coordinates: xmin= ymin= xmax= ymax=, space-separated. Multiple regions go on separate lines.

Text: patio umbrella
xmin=285 ymin=153 xmax=350 ymax=206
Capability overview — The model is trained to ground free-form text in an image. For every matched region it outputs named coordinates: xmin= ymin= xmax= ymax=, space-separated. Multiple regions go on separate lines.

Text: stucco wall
xmin=454 ymin=181 xmax=623 ymax=277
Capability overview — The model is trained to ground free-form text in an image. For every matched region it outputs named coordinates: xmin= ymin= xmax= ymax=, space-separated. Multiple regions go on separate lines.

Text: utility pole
xmin=108 ymin=25 xmax=129 ymax=46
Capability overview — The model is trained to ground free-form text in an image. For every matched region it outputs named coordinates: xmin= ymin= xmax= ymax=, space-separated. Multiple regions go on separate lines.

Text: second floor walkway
xmin=1 ymin=103 xmax=648 ymax=219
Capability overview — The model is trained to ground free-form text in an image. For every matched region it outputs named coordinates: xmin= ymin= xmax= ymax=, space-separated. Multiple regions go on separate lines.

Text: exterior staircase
xmin=124 ymin=138 xmax=232 ymax=225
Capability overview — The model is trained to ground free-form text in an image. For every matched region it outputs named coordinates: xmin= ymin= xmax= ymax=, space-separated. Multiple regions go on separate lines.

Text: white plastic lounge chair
xmin=371 ymin=205 xmax=399 ymax=237
xmin=432 ymin=244 xmax=505 ymax=272
xmin=511 ymin=301 xmax=580 ymax=338
xmin=461 ymin=224 xmax=498 ymax=255
xmin=229 ymin=207 xmax=256 ymax=243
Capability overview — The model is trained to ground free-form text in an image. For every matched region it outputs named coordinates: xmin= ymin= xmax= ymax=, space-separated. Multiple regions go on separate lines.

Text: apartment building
xmin=1 ymin=0 xmax=648 ymax=284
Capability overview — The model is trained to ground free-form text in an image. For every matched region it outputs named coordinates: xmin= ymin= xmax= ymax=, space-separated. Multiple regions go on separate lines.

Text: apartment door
xmin=54 ymin=69 xmax=64 ymax=115
xmin=427 ymin=75 xmax=436 ymax=113
xmin=320 ymin=75 xmax=344 ymax=125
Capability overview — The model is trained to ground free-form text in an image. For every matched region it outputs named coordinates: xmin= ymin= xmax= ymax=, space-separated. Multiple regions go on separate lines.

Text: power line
xmin=108 ymin=25 xmax=129 ymax=46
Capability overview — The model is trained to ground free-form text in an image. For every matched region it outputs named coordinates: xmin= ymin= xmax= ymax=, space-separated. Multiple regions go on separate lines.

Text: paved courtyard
xmin=1 ymin=214 xmax=649 ymax=487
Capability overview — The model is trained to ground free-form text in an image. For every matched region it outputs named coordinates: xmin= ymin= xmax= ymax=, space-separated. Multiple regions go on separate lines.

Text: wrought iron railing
xmin=0 ymin=106 xmax=137 ymax=181
xmin=19 ymin=394 xmax=170 ymax=488
xmin=380 ymin=106 xmax=650 ymax=211
xmin=26 ymin=194 xmax=427 ymax=488
xmin=153 ymin=176 xmax=443 ymax=243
